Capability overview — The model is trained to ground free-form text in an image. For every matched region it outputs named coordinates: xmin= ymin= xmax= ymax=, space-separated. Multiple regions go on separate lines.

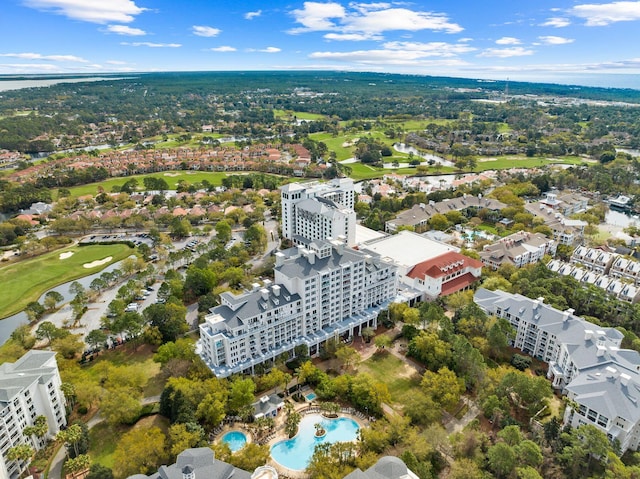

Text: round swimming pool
xmin=270 ymin=414 xmax=360 ymax=470
xmin=221 ymin=431 xmax=247 ymax=452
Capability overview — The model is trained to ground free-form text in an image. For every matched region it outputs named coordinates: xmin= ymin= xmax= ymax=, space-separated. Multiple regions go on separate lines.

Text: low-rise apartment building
xmin=480 ymin=231 xmax=556 ymax=270
xmin=0 ymin=351 xmax=66 ymax=479
xmin=524 ymin=202 xmax=586 ymax=246
xmin=571 ymin=246 xmax=618 ymax=274
xmin=385 ymin=195 xmax=506 ymax=233
xmin=198 ymin=240 xmax=397 ymax=377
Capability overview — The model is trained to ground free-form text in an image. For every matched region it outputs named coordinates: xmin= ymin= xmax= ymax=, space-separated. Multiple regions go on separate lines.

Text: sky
xmin=3 ymin=0 xmax=640 ymax=87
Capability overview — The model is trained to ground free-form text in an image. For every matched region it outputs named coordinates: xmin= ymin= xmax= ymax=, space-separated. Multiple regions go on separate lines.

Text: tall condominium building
xmin=475 ymin=288 xmax=640 ymax=453
xmin=198 ymin=240 xmax=397 ymax=377
xmin=280 ymin=179 xmax=356 ymax=246
xmin=0 ymin=351 xmax=66 ymax=479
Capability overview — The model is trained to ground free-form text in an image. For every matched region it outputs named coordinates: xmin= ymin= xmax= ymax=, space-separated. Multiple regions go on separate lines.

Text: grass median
xmin=0 ymin=243 xmax=133 ymax=319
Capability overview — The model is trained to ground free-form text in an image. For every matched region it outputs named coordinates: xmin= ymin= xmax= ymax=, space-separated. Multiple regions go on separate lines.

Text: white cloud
xmin=289 ymin=2 xmax=462 ymax=36
xmin=349 ymin=2 xmax=391 ymax=13
xmin=462 ymin=57 xmax=640 ymax=74
xmin=121 ymin=42 xmax=181 ymax=48
xmin=308 ymin=40 xmax=475 ymax=68
xmin=23 ymin=0 xmax=145 ymax=24
xmin=244 ymin=10 xmax=262 ymax=20
xmin=192 ymin=25 xmax=221 ymax=37
xmin=571 ymin=1 xmax=640 ymax=26
xmin=247 ymin=47 xmax=282 ymax=53
xmin=478 ymin=46 xmax=535 ymax=58
xmin=540 ymin=17 xmax=571 ymax=27
xmin=0 ymin=52 xmax=88 ymax=62
xmin=209 ymin=46 xmax=237 ymax=52
xmin=106 ymin=24 xmax=146 ymax=36
xmin=538 ymin=35 xmax=575 ymax=45
xmin=344 ymin=8 xmax=463 ymax=34
xmin=382 ymin=41 xmax=476 ymax=56
xmin=290 ymin=2 xmax=346 ymax=33
xmin=310 ymin=49 xmax=469 ymax=67
xmin=106 ymin=60 xmax=128 ymax=65
xmin=458 ymin=37 xmax=474 ymax=43
xmin=495 ymin=37 xmax=521 ymax=45
xmin=324 ymin=32 xmax=382 ymax=41
xmin=0 ymin=63 xmax=61 ymax=73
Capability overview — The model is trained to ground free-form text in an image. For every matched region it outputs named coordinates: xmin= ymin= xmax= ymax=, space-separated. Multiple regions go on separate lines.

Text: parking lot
xmin=79 ymin=232 xmax=155 ymax=248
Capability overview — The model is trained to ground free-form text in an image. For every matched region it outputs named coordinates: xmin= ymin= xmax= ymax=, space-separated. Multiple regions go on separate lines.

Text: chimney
xmin=584 ymin=329 xmax=593 ymax=341
xmin=260 ymin=288 xmax=269 ymax=301
xmin=306 ymin=251 xmax=315 ymax=264
xmin=275 ymin=252 xmax=285 ymax=267
xmin=621 ymin=373 xmax=631 ymax=387
xmin=272 ymin=285 xmax=280 ymax=296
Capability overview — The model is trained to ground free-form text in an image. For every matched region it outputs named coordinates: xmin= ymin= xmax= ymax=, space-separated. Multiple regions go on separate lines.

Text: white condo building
xmin=280 ymin=179 xmax=356 ymax=246
xmin=0 ymin=351 xmax=66 ymax=479
xmin=198 ymin=240 xmax=397 ymax=377
xmin=475 ymin=288 xmax=640 ymax=453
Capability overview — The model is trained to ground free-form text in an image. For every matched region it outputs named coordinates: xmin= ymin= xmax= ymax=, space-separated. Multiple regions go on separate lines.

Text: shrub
xmin=511 ymin=354 xmax=532 ymax=371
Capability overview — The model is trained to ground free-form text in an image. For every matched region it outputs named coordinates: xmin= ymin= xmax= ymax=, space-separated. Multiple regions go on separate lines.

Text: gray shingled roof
xmin=344 ymin=456 xmax=413 ymax=479
xmin=136 ymin=447 xmax=251 ymax=479
xmin=212 ymin=285 xmax=300 ymax=325
xmin=0 ymin=350 xmax=58 ymax=403
xmin=476 ymin=288 xmax=640 ymax=425
xmin=276 ymin=244 xmax=375 ymax=279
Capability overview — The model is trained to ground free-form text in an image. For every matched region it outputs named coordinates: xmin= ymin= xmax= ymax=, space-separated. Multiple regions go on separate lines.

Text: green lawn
xmin=360 ymin=352 xmax=421 ymax=410
xmin=273 ymin=109 xmax=326 ymax=121
xmin=474 ymin=155 xmax=587 ymax=172
xmin=0 ymin=243 xmax=133 ymax=319
xmin=88 ymin=414 xmax=169 ymax=468
xmin=64 ymin=171 xmax=228 ymax=198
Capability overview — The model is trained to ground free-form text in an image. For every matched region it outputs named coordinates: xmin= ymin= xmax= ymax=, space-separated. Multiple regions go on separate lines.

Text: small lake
xmin=392 ymin=143 xmax=453 ymax=167
xmin=605 ymin=209 xmax=639 ymax=228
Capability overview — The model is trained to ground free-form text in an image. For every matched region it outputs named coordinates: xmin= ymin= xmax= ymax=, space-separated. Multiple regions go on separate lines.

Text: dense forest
xmin=2 ymin=71 xmax=640 ymax=153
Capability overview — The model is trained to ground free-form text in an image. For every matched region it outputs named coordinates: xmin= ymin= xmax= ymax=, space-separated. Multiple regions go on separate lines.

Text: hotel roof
xmin=360 ymin=230 xmax=457 ymax=270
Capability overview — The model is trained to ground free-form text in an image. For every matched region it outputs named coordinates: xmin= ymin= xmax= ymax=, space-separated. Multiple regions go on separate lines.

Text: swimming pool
xmin=270 ymin=414 xmax=360 ymax=470
xmin=305 ymin=392 xmax=317 ymax=401
xmin=221 ymin=431 xmax=247 ymax=452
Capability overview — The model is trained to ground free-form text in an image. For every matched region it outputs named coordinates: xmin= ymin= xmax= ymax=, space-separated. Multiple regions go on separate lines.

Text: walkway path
xmin=47 ymin=395 xmax=161 ymax=479
xmin=443 ymin=397 xmax=481 ymax=435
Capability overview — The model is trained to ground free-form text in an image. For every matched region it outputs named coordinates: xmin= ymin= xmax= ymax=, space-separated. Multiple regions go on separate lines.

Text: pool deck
xmin=264 ymin=405 xmax=369 ymax=478
xmin=211 ymin=399 xmax=371 ymax=478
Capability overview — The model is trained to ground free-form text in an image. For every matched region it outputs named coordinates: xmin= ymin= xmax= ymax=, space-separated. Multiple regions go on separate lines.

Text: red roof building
xmin=406 ymin=251 xmax=483 ymax=300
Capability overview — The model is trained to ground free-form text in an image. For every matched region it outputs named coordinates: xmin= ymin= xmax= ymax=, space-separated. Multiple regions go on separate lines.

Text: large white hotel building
xmin=198 ymin=239 xmax=397 ymax=377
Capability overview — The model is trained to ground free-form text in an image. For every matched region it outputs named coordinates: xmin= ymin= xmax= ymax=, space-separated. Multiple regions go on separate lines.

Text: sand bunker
xmin=59 ymin=251 xmax=74 ymax=260
xmin=83 ymin=256 xmax=112 ymax=268
xmin=163 ymin=172 xmax=180 ymax=177
xmin=478 ymin=157 xmax=498 ymax=162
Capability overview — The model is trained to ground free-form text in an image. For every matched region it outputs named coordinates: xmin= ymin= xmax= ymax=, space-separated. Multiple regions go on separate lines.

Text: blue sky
xmin=3 ymin=0 xmax=640 ymax=85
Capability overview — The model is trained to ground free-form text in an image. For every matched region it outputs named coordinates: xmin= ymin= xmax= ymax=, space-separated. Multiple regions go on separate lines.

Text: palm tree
xmin=57 ymin=423 xmax=82 ymax=458
xmin=7 ymin=444 xmax=34 ymax=477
